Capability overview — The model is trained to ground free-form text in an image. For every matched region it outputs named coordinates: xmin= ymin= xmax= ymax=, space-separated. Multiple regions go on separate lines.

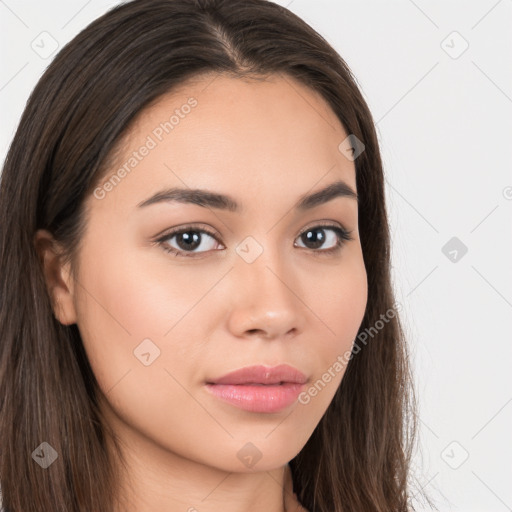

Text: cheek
xmin=73 ymin=235 xmax=222 ymax=391
xmin=72 ymin=244 xmax=214 ymax=451
xmin=294 ymin=248 xmax=367 ymax=415
xmin=307 ymin=246 xmax=368 ymax=360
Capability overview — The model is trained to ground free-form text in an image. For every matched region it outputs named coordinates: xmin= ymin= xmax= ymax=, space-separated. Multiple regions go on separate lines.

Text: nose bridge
xmin=235 ymin=233 xmax=290 ymax=295
xmin=228 ymin=233 xmax=303 ymax=338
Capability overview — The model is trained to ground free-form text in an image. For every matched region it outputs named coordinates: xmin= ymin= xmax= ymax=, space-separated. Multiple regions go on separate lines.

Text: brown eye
xmin=157 ymin=226 xmax=223 ymax=258
xmin=295 ymin=225 xmax=353 ymax=254
xmin=156 ymin=223 xmax=353 ymax=259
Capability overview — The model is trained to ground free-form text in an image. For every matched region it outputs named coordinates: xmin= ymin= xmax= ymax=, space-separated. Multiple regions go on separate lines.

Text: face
xmin=42 ymin=73 xmax=367 ymax=476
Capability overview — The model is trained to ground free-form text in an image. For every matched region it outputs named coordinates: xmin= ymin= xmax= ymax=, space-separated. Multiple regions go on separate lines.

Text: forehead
xmin=89 ymin=73 xmax=357 ymax=215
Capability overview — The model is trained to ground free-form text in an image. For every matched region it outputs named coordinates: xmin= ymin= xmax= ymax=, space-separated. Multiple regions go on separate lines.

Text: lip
xmin=205 ymin=364 xmax=307 ymax=413
xmin=207 ymin=364 xmax=308 ymax=385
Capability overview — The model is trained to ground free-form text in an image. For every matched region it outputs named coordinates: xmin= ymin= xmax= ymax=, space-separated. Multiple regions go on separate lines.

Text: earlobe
xmin=33 ymin=229 xmax=77 ymax=326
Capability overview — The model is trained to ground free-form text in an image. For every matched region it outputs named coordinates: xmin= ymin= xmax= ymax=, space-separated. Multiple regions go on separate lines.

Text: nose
xmin=226 ymin=245 xmax=307 ymax=341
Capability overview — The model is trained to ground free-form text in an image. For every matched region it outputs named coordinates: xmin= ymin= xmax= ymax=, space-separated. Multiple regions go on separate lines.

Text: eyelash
xmin=154 ymin=222 xmax=354 ymax=259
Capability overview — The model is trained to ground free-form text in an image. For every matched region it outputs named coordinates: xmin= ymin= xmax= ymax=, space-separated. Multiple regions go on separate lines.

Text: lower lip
xmin=204 ymin=383 xmax=306 ymax=413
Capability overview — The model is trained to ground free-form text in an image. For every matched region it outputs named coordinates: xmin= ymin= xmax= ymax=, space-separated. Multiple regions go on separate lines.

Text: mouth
xmin=204 ymin=382 xmax=306 ymax=413
xmin=204 ymin=364 xmax=307 ymax=413
xmin=206 ymin=363 xmax=308 ymax=386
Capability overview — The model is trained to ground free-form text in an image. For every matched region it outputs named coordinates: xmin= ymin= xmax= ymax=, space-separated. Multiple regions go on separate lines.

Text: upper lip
xmin=207 ymin=364 xmax=307 ymax=385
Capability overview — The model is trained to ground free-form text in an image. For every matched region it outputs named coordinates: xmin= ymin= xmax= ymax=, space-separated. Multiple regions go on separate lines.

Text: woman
xmin=0 ymin=0 xmax=424 ymax=510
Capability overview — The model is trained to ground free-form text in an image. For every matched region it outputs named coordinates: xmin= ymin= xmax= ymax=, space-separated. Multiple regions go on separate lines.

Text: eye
xmin=294 ymin=224 xmax=353 ymax=255
xmin=155 ymin=224 xmax=223 ymax=258
xmin=155 ymin=222 xmax=353 ymax=258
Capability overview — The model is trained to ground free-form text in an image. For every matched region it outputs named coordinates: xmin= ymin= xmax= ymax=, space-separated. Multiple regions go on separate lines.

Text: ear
xmin=33 ymin=229 xmax=77 ymax=325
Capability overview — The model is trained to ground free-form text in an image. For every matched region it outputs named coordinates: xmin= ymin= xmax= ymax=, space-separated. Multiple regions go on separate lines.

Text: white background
xmin=1 ymin=1 xmax=511 ymax=511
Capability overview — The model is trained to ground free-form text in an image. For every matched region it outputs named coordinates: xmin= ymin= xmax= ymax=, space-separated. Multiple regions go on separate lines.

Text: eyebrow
xmin=136 ymin=180 xmax=358 ymax=212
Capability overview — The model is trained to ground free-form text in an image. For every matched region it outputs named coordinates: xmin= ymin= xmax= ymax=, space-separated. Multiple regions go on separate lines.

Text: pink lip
xmin=205 ymin=364 xmax=307 ymax=413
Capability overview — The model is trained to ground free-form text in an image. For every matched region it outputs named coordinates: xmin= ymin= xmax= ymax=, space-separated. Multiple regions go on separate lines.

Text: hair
xmin=0 ymin=0 xmax=428 ymax=510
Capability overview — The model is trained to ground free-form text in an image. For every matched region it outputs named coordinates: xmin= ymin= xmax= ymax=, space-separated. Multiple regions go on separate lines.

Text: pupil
xmin=303 ymin=228 xmax=325 ymax=249
xmin=177 ymin=231 xmax=201 ymax=250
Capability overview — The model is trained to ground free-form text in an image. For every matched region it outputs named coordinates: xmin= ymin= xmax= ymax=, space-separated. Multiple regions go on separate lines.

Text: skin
xmin=35 ymin=73 xmax=368 ymax=512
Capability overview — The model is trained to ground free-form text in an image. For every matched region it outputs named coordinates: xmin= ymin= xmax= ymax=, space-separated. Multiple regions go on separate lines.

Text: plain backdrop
xmin=1 ymin=1 xmax=511 ymax=511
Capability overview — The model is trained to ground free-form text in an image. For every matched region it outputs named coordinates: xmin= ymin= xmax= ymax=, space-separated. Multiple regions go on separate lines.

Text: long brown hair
xmin=0 ymin=1 xmax=426 ymax=510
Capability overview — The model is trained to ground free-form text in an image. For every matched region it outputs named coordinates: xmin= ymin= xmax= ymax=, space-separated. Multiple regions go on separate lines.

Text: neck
xmin=104 ymin=410 xmax=294 ymax=512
